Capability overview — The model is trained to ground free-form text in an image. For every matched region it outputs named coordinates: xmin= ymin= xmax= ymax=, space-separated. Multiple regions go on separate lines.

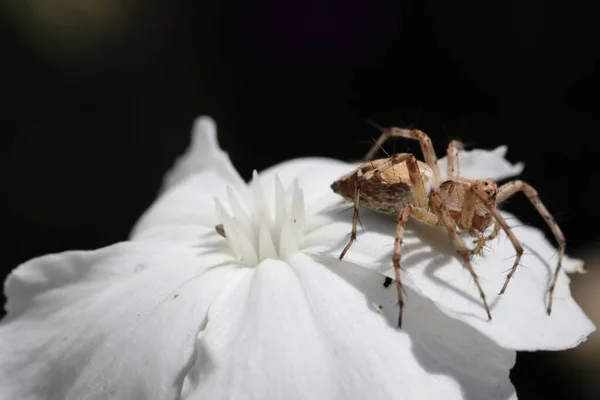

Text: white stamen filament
xmin=214 ymin=172 xmax=306 ymax=267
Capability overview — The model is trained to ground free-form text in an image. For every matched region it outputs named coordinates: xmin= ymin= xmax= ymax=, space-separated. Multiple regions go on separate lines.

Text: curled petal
xmin=131 ymin=116 xmax=250 ymax=241
xmin=0 ymin=241 xmax=239 ymax=400
xmin=162 ymin=116 xmax=244 ymax=192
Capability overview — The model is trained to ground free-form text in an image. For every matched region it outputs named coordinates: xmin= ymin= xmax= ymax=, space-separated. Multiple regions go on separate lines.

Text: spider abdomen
xmin=331 ymin=157 xmax=434 ymax=215
xmin=358 ymin=181 xmax=413 ymax=214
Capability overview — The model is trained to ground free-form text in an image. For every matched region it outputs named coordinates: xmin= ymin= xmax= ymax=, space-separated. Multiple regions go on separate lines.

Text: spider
xmin=331 ymin=127 xmax=565 ymax=328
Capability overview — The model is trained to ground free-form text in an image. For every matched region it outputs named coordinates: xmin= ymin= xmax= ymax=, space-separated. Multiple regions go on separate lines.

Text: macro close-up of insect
xmin=2 ymin=3 xmax=597 ymax=399
xmin=331 ymin=127 xmax=566 ymax=328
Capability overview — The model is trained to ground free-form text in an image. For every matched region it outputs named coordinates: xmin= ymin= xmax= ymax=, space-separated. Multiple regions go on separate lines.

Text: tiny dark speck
xmin=173 ymin=294 xmax=179 ymax=299
xmin=383 ymin=277 xmax=393 ymax=288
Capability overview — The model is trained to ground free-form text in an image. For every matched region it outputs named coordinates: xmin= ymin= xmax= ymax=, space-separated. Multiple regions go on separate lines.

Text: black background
xmin=1 ymin=1 xmax=598 ymax=399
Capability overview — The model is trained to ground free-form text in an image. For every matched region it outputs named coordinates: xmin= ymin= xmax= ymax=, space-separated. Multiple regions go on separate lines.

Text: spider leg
xmin=470 ymin=233 xmax=487 ymax=258
xmin=364 ymin=127 xmax=442 ymax=188
xmin=470 ymin=222 xmax=501 ymax=258
xmin=446 ymin=140 xmax=463 ymax=180
xmin=430 ymin=192 xmax=492 ymax=321
xmin=470 ymin=186 xmax=525 ymax=296
xmin=393 ymin=205 xmax=439 ymax=328
xmin=495 ymin=180 xmax=566 ymax=314
xmin=339 ymin=185 xmax=360 ymax=261
xmin=446 ymin=139 xmax=478 ymax=231
xmin=446 ymin=141 xmax=499 ymax=258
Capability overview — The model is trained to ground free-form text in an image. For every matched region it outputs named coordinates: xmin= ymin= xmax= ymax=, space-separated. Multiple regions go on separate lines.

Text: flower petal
xmin=304 ymin=208 xmax=596 ymax=351
xmin=438 ymin=146 xmax=524 ymax=181
xmin=162 ymin=116 xmax=244 ymax=193
xmin=181 ymin=253 xmax=516 ymax=400
xmin=0 ymin=240 xmax=239 ymax=400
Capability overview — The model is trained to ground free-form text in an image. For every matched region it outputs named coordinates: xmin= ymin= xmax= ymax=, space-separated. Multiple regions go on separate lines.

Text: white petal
xmin=258 ymin=221 xmax=278 ymax=260
xmin=290 ymin=180 xmax=306 ymax=243
xmin=182 ymin=253 xmax=516 ymax=400
xmin=0 ymin=240 xmax=240 ymax=400
xmin=226 ymin=186 xmax=254 ymax=239
xmin=305 ymin=208 xmax=596 ymax=351
xmin=251 ymin=170 xmax=273 ymax=224
xmin=439 ymin=146 xmax=524 ymax=181
xmin=214 ymin=196 xmax=242 ymax=258
xmin=274 ymin=174 xmax=286 ymax=229
xmin=278 ymin=209 xmax=298 ymax=258
xmin=162 ymin=116 xmax=244 ymax=192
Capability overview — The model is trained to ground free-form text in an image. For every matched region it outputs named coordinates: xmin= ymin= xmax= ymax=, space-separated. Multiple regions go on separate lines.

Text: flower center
xmin=214 ymin=171 xmax=306 ymax=267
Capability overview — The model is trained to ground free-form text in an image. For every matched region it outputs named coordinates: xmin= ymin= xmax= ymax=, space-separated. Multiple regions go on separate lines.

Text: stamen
xmin=252 ymin=170 xmax=272 ymax=225
xmin=259 ymin=222 xmax=278 ymax=260
xmin=226 ymin=187 xmax=254 ymax=245
xmin=279 ymin=209 xmax=297 ymax=258
xmin=215 ymin=173 xmax=308 ymax=266
xmin=290 ymin=180 xmax=305 ymax=244
xmin=214 ymin=197 xmax=240 ymax=258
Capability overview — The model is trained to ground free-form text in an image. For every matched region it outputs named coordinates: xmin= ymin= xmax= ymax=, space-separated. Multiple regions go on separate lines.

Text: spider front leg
xmin=364 ymin=127 xmax=442 ymax=187
xmin=393 ymin=205 xmax=439 ymax=328
xmin=470 ymin=186 xmax=525 ymax=296
xmin=470 ymin=222 xmax=501 ymax=258
xmin=495 ymin=180 xmax=566 ymax=314
xmin=430 ymin=192 xmax=493 ymax=321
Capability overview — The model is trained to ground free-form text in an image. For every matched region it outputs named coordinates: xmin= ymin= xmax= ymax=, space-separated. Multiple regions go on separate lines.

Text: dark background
xmin=1 ymin=1 xmax=598 ymax=399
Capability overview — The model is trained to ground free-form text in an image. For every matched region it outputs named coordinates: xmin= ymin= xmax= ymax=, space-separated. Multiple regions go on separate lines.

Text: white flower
xmin=0 ymin=117 xmax=595 ymax=400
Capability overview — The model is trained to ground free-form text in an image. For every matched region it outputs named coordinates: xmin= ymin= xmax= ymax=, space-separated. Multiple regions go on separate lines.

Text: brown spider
xmin=331 ymin=127 xmax=565 ymax=328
